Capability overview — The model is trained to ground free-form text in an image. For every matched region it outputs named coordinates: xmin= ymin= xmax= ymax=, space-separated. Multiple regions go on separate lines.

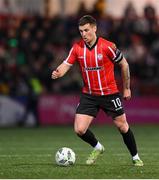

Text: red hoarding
xmin=38 ymin=95 xmax=159 ymax=125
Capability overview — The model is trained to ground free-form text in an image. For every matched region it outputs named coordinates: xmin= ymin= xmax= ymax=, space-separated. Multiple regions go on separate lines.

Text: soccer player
xmin=51 ymin=15 xmax=143 ymax=166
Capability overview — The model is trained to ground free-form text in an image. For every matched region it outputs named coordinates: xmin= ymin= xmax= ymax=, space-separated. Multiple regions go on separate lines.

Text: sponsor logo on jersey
xmin=84 ymin=66 xmax=103 ymax=71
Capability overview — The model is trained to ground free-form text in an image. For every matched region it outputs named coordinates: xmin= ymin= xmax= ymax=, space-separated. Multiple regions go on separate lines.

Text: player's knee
xmin=114 ymin=120 xmax=129 ymax=133
xmin=114 ymin=114 xmax=129 ymax=133
xmin=118 ymin=123 xmax=129 ymax=133
xmin=74 ymin=126 xmax=86 ymax=136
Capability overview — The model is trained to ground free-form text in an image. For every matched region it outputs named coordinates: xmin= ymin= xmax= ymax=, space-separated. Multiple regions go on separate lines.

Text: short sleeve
xmin=107 ymin=43 xmax=123 ymax=63
xmin=63 ymin=44 xmax=77 ymax=66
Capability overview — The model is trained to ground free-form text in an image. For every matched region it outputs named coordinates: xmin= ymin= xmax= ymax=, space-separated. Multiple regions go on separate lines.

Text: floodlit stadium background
xmin=0 ymin=0 xmax=159 ymax=127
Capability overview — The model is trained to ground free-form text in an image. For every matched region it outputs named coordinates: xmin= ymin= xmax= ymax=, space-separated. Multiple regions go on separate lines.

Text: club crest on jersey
xmin=97 ymin=54 xmax=103 ymax=60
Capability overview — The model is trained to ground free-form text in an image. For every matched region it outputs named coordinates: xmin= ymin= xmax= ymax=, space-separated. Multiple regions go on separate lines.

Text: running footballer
xmin=51 ymin=15 xmax=143 ymax=166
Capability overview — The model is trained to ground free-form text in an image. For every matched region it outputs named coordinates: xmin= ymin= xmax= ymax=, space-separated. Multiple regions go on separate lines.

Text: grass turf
xmin=0 ymin=125 xmax=159 ymax=179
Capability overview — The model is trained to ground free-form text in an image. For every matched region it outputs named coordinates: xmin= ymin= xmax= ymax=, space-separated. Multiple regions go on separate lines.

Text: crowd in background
xmin=0 ymin=2 xmax=159 ymax=99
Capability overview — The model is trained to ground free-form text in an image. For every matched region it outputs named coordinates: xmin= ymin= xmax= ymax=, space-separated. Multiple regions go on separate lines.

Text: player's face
xmin=79 ymin=23 xmax=97 ymax=45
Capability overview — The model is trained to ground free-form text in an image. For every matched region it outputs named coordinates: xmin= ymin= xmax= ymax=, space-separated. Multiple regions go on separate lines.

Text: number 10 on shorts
xmin=111 ymin=98 xmax=122 ymax=110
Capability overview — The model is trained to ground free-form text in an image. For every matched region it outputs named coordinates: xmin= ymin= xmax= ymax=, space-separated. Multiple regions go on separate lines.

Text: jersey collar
xmin=85 ymin=37 xmax=99 ymax=50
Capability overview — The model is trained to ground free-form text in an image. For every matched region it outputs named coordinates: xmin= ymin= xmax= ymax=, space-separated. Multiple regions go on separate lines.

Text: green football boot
xmin=133 ymin=159 xmax=144 ymax=166
xmin=86 ymin=146 xmax=105 ymax=165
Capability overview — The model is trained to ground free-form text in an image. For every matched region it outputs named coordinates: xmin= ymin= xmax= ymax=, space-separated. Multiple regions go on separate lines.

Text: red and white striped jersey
xmin=64 ymin=37 xmax=123 ymax=96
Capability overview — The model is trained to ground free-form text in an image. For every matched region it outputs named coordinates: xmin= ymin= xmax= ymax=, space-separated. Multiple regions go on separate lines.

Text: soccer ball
xmin=55 ymin=147 xmax=76 ymax=166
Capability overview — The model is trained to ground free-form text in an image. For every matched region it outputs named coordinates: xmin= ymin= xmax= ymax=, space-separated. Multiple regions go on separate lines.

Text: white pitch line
xmin=0 ymin=154 xmax=52 ymax=157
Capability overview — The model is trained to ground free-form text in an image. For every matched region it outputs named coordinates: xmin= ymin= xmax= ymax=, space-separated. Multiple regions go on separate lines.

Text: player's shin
xmin=121 ymin=128 xmax=137 ymax=156
xmin=121 ymin=128 xmax=143 ymax=166
xmin=77 ymin=129 xmax=98 ymax=147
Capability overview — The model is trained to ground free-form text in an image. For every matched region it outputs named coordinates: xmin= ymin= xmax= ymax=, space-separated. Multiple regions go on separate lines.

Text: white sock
xmin=132 ymin=153 xmax=140 ymax=160
xmin=94 ymin=142 xmax=103 ymax=150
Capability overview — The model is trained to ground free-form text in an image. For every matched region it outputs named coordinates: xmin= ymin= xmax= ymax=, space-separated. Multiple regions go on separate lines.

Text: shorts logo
xmin=97 ymin=54 xmax=103 ymax=60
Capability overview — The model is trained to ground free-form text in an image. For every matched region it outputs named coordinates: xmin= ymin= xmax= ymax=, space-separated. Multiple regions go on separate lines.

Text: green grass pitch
xmin=0 ymin=125 xmax=159 ymax=179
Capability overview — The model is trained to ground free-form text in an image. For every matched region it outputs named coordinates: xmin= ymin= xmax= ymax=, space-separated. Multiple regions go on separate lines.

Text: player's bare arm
xmin=118 ymin=58 xmax=131 ymax=100
xmin=51 ymin=62 xmax=71 ymax=79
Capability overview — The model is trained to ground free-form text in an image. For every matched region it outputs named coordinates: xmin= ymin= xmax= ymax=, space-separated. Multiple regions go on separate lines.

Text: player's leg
xmin=74 ymin=113 xmax=104 ymax=165
xmin=113 ymin=114 xmax=143 ymax=166
xmin=74 ymin=113 xmax=104 ymax=149
xmin=101 ymin=93 xmax=143 ymax=166
xmin=74 ymin=113 xmax=96 ymax=146
xmin=74 ymin=93 xmax=104 ymax=165
xmin=75 ymin=93 xmax=101 ymax=147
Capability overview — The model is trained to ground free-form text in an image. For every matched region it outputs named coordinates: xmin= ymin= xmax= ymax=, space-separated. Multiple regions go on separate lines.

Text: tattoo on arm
xmin=122 ymin=63 xmax=130 ymax=89
xmin=125 ymin=66 xmax=130 ymax=89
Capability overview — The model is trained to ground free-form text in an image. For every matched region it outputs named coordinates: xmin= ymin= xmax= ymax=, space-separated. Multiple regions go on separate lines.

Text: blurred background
xmin=0 ymin=0 xmax=159 ymax=127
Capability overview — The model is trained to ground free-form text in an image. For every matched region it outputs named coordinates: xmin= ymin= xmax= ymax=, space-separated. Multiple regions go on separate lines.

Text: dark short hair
xmin=78 ymin=15 xmax=97 ymax=26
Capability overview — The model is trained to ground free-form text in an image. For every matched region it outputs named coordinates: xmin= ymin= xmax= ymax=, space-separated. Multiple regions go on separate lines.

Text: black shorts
xmin=76 ymin=93 xmax=124 ymax=119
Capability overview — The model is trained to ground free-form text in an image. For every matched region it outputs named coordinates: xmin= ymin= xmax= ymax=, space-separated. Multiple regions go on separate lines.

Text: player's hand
xmin=123 ymin=88 xmax=131 ymax=100
xmin=51 ymin=69 xmax=60 ymax=79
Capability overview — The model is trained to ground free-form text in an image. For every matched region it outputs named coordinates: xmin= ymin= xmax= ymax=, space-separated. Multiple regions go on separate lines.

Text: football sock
xmin=77 ymin=129 xmax=98 ymax=147
xmin=132 ymin=153 xmax=140 ymax=160
xmin=94 ymin=141 xmax=103 ymax=150
xmin=121 ymin=128 xmax=137 ymax=156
